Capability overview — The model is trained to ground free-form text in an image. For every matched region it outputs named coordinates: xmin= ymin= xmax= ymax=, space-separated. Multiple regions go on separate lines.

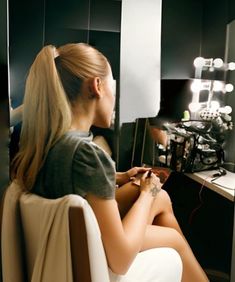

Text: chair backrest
xmin=69 ymin=206 xmax=92 ymax=282
xmin=1 ymin=183 xmax=27 ymax=282
xmin=19 ymin=192 xmax=110 ymax=282
xmin=1 ymin=182 xmax=110 ymax=282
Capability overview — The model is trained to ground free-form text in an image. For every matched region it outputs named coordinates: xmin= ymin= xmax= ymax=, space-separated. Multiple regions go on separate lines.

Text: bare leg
xmin=116 ymin=182 xmax=182 ymax=233
xmin=116 ymin=182 xmax=209 ymax=282
xmin=142 ymin=225 xmax=209 ymax=282
xmin=148 ymin=188 xmax=184 ymax=235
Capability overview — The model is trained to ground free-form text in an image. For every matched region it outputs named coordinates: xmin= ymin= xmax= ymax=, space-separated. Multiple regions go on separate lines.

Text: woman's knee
xmin=167 ymin=228 xmax=186 ymax=253
xmin=154 ymin=189 xmax=173 ymax=212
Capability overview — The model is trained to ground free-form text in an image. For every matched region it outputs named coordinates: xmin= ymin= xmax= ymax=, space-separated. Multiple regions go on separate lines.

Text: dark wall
xmin=9 ymin=0 xmax=45 ymax=108
xmin=44 ymin=0 xmax=89 ymax=45
xmin=161 ymin=0 xmax=203 ymax=79
xmin=228 ymin=0 xmax=235 ymax=22
xmin=201 ymin=0 xmax=229 ymax=59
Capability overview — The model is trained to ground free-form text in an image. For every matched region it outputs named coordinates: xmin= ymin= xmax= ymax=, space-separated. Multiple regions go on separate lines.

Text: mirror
xmin=224 ymin=19 xmax=235 ymax=172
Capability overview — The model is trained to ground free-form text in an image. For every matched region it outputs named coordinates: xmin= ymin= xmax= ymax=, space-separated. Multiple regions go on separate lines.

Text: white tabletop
xmin=185 ymin=169 xmax=235 ymax=202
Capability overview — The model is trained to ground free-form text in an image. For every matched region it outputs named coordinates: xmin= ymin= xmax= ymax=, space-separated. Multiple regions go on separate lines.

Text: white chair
xmin=1 ymin=182 xmax=183 ymax=282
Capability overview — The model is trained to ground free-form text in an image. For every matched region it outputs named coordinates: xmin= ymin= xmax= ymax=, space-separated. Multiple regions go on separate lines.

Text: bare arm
xmin=86 ymin=171 xmax=161 ymax=275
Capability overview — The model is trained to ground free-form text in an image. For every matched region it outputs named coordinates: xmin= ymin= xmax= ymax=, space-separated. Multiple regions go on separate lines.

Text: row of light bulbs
xmin=191 ymin=79 xmax=234 ymax=93
xmin=188 ymin=57 xmax=235 ymax=114
xmin=189 ymin=101 xmax=232 ymax=113
xmin=193 ymin=57 xmax=235 ymax=70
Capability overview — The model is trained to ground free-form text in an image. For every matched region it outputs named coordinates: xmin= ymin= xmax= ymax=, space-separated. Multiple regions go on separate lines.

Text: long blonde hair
xmin=12 ymin=43 xmax=109 ymax=190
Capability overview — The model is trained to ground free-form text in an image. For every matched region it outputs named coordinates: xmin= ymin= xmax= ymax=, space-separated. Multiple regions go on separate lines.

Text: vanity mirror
xmin=223 ymin=19 xmax=235 ymax=172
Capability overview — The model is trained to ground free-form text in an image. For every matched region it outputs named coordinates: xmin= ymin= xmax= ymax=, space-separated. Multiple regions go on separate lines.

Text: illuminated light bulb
xmin=210 ymin=101 xmax=220 ymax=110
xmin=213 ymin=58 xmax=224 ymax=68
xmin=213 ymin=81 xmax=224 ymax=91
xmin=228 ymin=62 xmax=235 ymax=70
xmin=193 ymin=57 xmax=205 ymax=68
xmin=224 ymin=105 xmax=232 ymax=114
xmin=225 ymin=83 xmax=234 ymax=92
xmin=189 ymin=102 xmax=201 ymax=112
xmin=191 ymin=80 xmax=202 ymax=92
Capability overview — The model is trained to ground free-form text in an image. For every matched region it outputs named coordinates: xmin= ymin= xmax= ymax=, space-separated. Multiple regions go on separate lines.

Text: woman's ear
xmin=88 ymin=77 xmax=102 ymax=99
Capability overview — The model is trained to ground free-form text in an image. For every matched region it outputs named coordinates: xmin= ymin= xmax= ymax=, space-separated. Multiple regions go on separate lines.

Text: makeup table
xmin=185 ymin=169 xmax=235 ymax=202
xmin=185 ymin=169 xmax=235 ymax=282
xmin=162 ymin=168 xmax=235 ymax=281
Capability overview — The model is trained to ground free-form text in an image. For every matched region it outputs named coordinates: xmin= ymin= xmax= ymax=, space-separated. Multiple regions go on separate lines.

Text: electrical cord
xmin=211 ymin=167 xmax=227 ymax=178
xmin=189 ymin=168 xmax=234 ymax=224
xmin=189 ymin=177 xmax=209 ymax=225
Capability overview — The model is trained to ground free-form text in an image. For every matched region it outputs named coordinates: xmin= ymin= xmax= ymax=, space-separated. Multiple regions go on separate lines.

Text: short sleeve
xmin=72 ymin=140 xmax=116 ymax=199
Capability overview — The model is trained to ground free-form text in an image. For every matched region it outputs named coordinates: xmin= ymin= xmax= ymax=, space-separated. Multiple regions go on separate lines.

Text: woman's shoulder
xmin=50 ymin=130 xmax=92 ymax=154
xmin=60 ymin=130 xmax=93 ymax=146
xmin=50 ymin=130 xmax=114 ymax=170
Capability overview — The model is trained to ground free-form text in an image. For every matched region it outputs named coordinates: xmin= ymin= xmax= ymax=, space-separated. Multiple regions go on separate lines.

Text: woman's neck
xmin=70 ymin=97 xmax=95 ymax=132
xmin=70 ymin=115 xmax=92 ymax=132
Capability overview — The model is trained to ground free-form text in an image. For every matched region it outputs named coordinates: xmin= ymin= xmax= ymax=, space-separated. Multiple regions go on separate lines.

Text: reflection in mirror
xmin=223 ymin=19 xmax=235 ymax=172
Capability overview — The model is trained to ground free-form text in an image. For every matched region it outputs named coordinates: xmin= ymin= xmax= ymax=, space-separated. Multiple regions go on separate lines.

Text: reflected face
xmin=94 ymin=64 xmax=116 ymax=128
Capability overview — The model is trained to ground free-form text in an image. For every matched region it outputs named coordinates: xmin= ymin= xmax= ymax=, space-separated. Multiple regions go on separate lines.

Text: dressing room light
xmin=225 ymin=83 xmax=234 ymax=92
xmin=213 ymin=58 xmax=224 ymax=68
xmin=193 ymin=57 xmax=205 ymax=68
xmin=219 ymin=105 xmax=233 ymax=114
xmin=190 ymin=80 xmax=234 ymax=93
xmin=224 ymin=105 xmax=233 ymax=114
xmin=188 ymin=102 xmax=201 ymax=112
xmin=190 ymin=80 xmax=211 ymax=92
xmin=228 ymin=62 xmax=235 ymax=70
xmin=210 ymin=101 xmax=220 ymax=110
xmin=190 ymin=80 xmax=203 ymax=92
xmin=213 ymin=81 xmax=224 ymax=92
xmin=193 ymin=57 xmax=224 ymax=69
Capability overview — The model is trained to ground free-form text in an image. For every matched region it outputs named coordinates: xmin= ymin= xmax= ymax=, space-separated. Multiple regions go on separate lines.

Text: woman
xmin=12 ymin=43 xmax=208 ymax=281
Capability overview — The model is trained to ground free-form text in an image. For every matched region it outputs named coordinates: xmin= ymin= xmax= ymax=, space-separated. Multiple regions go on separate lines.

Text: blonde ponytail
xmin=12 ymin=45 xmax=72 ymax=190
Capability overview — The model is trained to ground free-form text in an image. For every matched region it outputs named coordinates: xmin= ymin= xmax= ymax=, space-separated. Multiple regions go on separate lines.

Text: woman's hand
xmin=140 ymin=170 xmax=162 ymax=198
xmin=116 ymin=167 xmax=150 ymax=186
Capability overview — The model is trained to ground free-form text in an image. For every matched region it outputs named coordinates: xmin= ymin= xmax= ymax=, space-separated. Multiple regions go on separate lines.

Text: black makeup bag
xmin=165 ymin=121 xmax=225 ymax=172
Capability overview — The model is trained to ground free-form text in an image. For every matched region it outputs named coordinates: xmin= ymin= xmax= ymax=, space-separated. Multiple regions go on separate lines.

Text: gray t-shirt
xmin=33 ymin=131 xmax=116 ymax=199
